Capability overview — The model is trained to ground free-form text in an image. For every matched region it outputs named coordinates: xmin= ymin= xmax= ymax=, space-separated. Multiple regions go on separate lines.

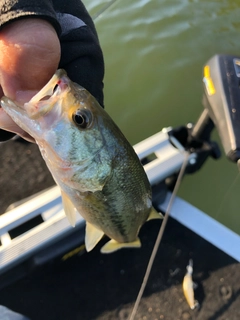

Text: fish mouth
xmin=1 ymin=69 xmax=70 ymax=121
xmin=23 ymin=69 xmax=70 ymax=119
xmin=0 ymin=69 xmax=71 ymax=140
xmin=29 ymin=70 xmax=68 ymax=104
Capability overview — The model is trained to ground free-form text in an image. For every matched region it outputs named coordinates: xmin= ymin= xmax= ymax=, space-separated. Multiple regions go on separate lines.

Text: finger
xmin=0 ymin=18 xmax=60 ymax=142
xmin=0 ymin=18 xmax=60 ymax=100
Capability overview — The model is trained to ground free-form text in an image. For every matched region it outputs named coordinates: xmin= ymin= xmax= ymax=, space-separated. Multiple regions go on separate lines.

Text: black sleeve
xmin=55 ymin=1 xmax=105 ymax=107
xmin=0 ymin=0 xmax=105 ymax=141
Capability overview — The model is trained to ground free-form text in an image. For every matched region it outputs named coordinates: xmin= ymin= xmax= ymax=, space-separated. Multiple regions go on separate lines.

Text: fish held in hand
xmin=1 ymin=69 xmax=162 ymax=253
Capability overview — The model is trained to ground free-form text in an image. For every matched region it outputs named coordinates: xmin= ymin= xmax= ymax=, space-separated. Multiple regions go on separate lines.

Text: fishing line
xmin=128 ymin=151 xmax=190 ymax=320
xmin=92 ymin=1 xmax=189 ymax=317
xmin=92 ymin=0 xmax=119 ymax=21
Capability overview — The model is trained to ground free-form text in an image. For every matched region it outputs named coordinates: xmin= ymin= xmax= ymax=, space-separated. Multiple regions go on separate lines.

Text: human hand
xmin=0 ymin=18 xmax=60 ymax=142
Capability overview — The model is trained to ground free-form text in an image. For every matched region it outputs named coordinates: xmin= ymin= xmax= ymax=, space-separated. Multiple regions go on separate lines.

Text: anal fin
xmin=147 ymin=207 xmax=164 ymax=221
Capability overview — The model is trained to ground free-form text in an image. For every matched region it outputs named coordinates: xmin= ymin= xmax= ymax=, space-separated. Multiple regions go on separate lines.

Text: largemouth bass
xmin=1 ymin=70 xmax=161 ymax=253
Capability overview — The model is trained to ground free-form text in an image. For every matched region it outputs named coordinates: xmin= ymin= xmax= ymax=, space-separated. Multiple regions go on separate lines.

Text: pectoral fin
xmin=85 ymin=222 xmax=104 ymax=252
xmin=100 ymin=238 xmax=141 ymax=254
xmin=61 ymin=190 xmax=76 ymax=227
xmin=147 ymin=207 xmax=164 ymax=221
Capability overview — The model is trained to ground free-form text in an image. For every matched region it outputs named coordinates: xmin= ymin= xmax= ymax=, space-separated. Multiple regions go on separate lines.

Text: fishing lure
xmin=182 ymin=259 xmax=199 ymax=310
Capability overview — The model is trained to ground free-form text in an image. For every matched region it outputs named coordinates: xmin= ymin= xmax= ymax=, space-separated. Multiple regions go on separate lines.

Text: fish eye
xmin=72 ymin=109 xmax=93 ymax=129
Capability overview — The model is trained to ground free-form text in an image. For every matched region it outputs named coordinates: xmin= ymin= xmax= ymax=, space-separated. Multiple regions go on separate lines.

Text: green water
xmin=83 ymin=0 xmax=240 ymax=235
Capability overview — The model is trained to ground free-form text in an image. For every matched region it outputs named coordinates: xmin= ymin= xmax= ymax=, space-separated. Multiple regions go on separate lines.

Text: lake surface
xmin=83 ymin=0 xmax=240 ymax=235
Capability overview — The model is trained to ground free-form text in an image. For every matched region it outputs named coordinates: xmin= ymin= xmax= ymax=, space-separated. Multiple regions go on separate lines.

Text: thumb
xmin=0 ymin=18 xmax=61 ymax=102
